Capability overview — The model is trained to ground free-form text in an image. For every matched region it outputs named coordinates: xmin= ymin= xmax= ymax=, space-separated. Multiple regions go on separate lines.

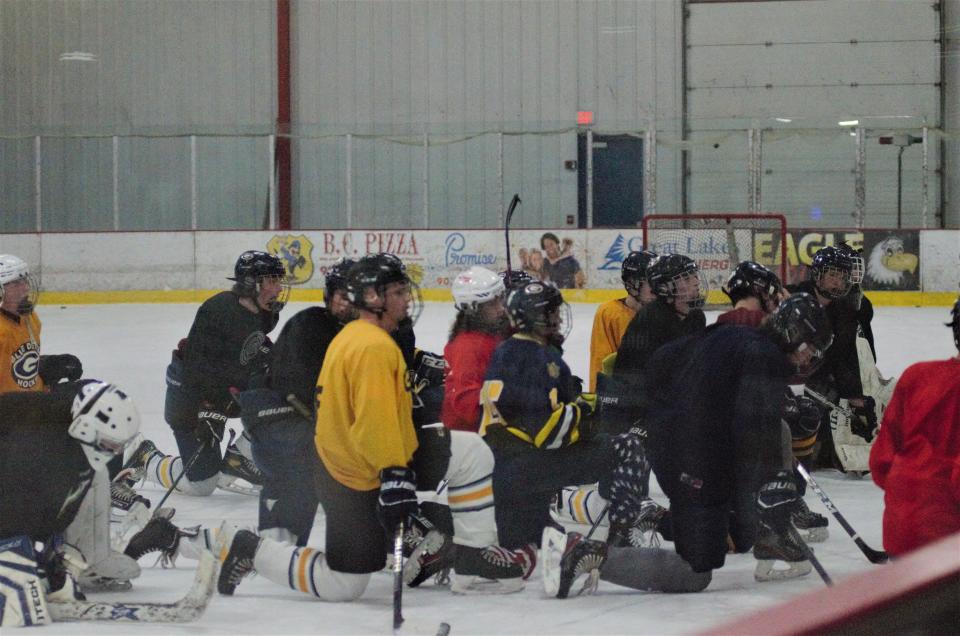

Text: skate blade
xmin=450 ymin=573 xmax=524 ymax=595
xmin=796 ymin=526 xmax=829 ymax=543
xmin=753 ymin=558 xmax=813 ymax=581
xmin=540 ymin=526 xmax=567 ymax=597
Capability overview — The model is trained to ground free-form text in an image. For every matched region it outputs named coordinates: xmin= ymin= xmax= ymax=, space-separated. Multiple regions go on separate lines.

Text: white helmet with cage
xmin=0 ymin=254 xmax=39 ymax=314
xmin=452 ymin=266 xmax=506 ymax=311
xmin=68 ymin=382 xmax=142 ymax=471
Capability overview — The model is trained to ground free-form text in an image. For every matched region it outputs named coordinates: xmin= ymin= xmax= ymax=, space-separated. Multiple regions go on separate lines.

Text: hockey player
xmin=716 ymin=261 xmax=828 ymax=542
xmin=869 ymin=298 xmax=960 ymax=556
xmin=236 ymin=258 xmax=357 ymax=546
xmin=788 ymin=245 xmax=877 ymax=470
xmin=441 ymin=266 xmax=510 ymax=432
xmin=0 ymin=382 xmax=140 ymax=626
xmin=644 ymin=293 xmax=833 ymax=581
xmin=0 ymin=254 xmax=83 ymax=393
xmin=588 ymin=250 xmax=657 ymax=391
xmin=482 ymin=282 xmax=709 ymax=597
xmin=217 ymin=254 xmax=531 ymax=600
xmin=125 ymin=250 xmax=288 ymax=497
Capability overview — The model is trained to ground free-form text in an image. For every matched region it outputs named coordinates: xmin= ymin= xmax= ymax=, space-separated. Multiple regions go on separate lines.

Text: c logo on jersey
xmin=11 ymin=341 xmax=40 ymax=388
xmin=240 ymin=331 xmax=266 ymax=366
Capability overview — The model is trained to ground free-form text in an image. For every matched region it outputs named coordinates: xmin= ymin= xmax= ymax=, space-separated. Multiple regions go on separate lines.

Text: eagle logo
xmin=866 ymin=236 xmax=918 ymax=288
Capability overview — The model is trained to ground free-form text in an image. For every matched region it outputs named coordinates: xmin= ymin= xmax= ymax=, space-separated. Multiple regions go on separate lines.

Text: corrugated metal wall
xmin=292 ymin=0 xmax=683 ymax=229
xmin=946 ymin=0 xmax=959 ymax=227
xmin=687 ymin=0 xmax=942 ymax=227
xmin=0 ymin=0 xmax=275 ymax=231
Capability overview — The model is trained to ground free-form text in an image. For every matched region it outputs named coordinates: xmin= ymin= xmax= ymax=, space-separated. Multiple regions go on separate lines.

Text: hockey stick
xmin=48 ymin=551 xmax=217 ymax=623
xmin=795 ymin=462 xmax=889 ymax=564
xmin=585 ymin=504 xmax=610 ymax=541
xmin=503 ymin=194 xmax=521 ymax=276
xmin=786 ymin=524 xmax=832 ymax=587
xmin=393 ymin=522 xmax=405 ymax=631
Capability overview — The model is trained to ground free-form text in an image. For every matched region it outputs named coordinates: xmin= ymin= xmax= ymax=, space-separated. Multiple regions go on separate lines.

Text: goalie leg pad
xmin=0 ymin=536 xmax=51 ymax=627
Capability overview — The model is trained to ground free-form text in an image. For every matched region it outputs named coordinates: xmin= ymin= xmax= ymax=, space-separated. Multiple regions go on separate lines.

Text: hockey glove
xmin=38 ymin=354 xmax=83 ymax=385
xmin=757 ymin=470 xmax=801 ymax=530
xmin=566 ymin=374 xmax=585 ymax=399
xmin=195 ymin=405 xmax=227 ymax=446
xmin=377 ymin=466 xmax=419 ymax=533
xmin=850 ymin=397 xmax=878 ymax=442
xmin=782 ymin=393 xmax=820 ymax=441
xmin=412 ymin=349 xmax=446 ymax=392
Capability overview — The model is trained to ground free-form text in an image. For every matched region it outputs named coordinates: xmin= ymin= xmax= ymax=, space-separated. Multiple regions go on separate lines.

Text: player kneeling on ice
xmin=123 ymin=250 xmax=289 ymax=498
xmin=0 ymin=382 xmax=142 ymax=626
xmin=481 ymin=282 xmax=709 ymax=598
xmin=644 ymin=293 xmax=833 ymax=582
xmin=217 ymin=254 xmax=533 ymax=601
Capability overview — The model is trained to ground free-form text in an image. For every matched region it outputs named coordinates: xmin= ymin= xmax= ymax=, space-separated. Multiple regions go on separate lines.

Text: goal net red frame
xmin=641 ymin=213 xmax=789 ymax=308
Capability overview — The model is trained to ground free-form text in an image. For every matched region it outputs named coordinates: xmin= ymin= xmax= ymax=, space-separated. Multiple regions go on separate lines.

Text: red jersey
xmin=715 ymin=306 xmax=766 ymax=328
xmin=441 ymin=331 xmax=503 ymax=432
xmin=869 ymin=357 xmax=960 ymax=556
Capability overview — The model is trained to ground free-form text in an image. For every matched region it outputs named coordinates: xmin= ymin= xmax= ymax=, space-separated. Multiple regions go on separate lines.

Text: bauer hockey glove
xmin=377 ymin=467 xmax=419 ymax=533
xmin=195 ymin=405 xmax=228 ymax=446
xmin=38 ymin=354 xmax=83 ymax=385
xmin=756 ymin=470 xmax=801 ymax=529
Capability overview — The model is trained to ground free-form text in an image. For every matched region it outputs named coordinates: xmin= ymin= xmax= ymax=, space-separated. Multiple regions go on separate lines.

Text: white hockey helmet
xmin=0 ymin=254 xmax=39 ymax=314
xmin=452 ymin=266 xmax=506 ymax=311
xmin=69 ymin=382 xmax=142 ymax=470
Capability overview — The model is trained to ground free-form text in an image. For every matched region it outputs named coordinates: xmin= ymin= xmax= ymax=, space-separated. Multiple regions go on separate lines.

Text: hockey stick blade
xmin=795 ymin=463 xmax=889 ymax=564
xmin=49 ymin=551 xmax=218 ymax=623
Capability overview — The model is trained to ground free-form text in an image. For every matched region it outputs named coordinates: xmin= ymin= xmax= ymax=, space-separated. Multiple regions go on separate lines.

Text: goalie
xmin=0 ymin=382 xmax=141 ymax=627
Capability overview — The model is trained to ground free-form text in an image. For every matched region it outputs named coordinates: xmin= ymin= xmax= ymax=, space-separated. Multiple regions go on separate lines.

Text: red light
xmin=577 ymin=111 xmax=594 ymax=125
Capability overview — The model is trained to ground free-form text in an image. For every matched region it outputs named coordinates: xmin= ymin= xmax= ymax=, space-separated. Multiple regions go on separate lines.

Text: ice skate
xmin=217 ymin=444 xmax=264 ymax=495
xmin=120 ymin=438 xmax=161 ymax=485
xmin=753 ymin=522 xmax=812 ymax=581
xmin=791 ymin=498 xmax=829 ymax=543
xmin=542 ymin=527 xmax=608 ymax=599
xmin=217 ymin=528 xmax=261 ymax=595
xmin=124 ymin=515 xmax=196 ymax=566
xmin=403 ymin=516 xmax=455 ymax=587
xmin=451 ymin=545 xmax=526 ymax=595
xmin=607 ymin=499 xmax=668 ymax=549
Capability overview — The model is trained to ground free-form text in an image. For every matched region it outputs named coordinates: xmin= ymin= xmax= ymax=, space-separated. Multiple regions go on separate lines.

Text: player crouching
xmin=215 ymin=254 xmax=532 ymax=602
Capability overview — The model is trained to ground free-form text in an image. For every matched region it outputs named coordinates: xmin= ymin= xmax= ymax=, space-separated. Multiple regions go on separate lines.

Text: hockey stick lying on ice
xmin=49 ymin=550 xmax=218 ymax=623
xmin=794 ymin=462 xmax=889 ymax=564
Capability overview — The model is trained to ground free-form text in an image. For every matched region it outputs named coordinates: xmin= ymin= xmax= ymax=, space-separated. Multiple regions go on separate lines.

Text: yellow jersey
xmin=315 ymin=319 xmax=418 ymax=491
xmin=0 ymin=310 xmax=44 ymax=393
xmin=588 ymin=298 xmax=636 ymax=391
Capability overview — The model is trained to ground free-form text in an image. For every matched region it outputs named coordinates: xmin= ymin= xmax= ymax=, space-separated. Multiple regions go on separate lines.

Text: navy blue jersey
xmin=270 ymin=306 xmax=343 ymax=413
xmin=644 ymin=324 xmax=791 ymax=506
xmin=480 ymin=335 xmax=585 ymax=448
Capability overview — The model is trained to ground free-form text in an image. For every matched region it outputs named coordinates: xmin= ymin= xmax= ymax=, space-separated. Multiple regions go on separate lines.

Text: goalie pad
xmin=0 ymin=536 xmax=51 ymax=627
xmin=829 ymin=399 xmax=873 ymax=473
xmin=857 ymin=335 xmax=897 ymax=421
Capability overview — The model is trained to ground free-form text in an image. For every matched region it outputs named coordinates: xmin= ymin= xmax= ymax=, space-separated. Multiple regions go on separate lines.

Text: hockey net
xmin=641 ymin=214 xmax=788 ymax=308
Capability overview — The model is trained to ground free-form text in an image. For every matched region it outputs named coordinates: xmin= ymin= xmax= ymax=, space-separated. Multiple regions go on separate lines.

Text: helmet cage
xmin=0 ymin=255 xmax=40 ymax=315
xmin=813 ymin=265 xmax=853 ymax=299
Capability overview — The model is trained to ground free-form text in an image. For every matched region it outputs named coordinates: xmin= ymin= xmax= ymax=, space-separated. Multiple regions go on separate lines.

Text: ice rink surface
xmin=36 ymin=300 xmax=955 ymax=635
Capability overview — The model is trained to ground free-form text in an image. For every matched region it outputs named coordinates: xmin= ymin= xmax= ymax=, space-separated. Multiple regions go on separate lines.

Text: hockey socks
xmin=251 ymin=537 xmax=370 ymax=601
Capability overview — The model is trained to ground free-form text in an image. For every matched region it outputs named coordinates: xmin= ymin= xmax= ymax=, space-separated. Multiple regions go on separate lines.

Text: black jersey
xmin=480 ymin=334 xmax=585 ymax=449
xmin=0 ymin=391 xmax=95 ymax=540
xmin=788 ymin=281 xmax=863 ymax=399
xmin=644 ymin=324 xmax=791 ymax=505
xmin=181 ymin=291 xmax=279 ymax=403
xmin=270 ymin=306 xmax=343 ymax=413
xmin=614 ymin=301 xmax=706 ymax=381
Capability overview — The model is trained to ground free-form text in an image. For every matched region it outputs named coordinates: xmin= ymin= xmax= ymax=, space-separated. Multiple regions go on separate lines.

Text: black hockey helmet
xmin=345 ymin=253 xmax=422 ymax=324
xmin=324 ymin=257 xmax=356 ymax=304
xmin=499 ymin=269 xmax=534 ymax=290
xmin=506 ymin=281 xmax=571 ymax=342
xmin=809 ymin=245 xmax=854 ymax=299
xmin=767 ymin=293 xmax=833 ymax=375
xmin=621 ymin=250 xmax=657 ymax=301
xmin=948 ymin=296 xmax=960 ymax=351
xmin=722 ymin=260 xmax=783 ymax=307
xmin=229 ymin=250 xmax=289 ymax=313
xmin=646 ymin=254 xmax=706 ymax=309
